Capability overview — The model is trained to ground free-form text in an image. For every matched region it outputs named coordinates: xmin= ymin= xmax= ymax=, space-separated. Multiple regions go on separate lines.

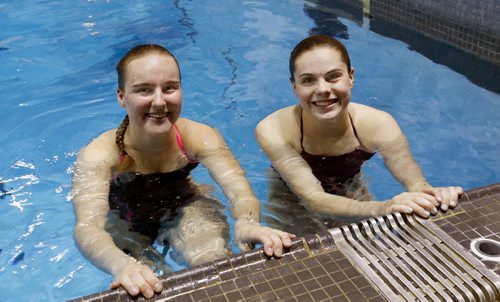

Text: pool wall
xmin=312 ymin=0 xmax=499 ymax=64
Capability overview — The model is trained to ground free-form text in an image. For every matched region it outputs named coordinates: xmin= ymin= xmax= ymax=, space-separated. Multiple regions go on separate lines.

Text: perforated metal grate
xmin=330 ymin=213 xmax=500 ymax=302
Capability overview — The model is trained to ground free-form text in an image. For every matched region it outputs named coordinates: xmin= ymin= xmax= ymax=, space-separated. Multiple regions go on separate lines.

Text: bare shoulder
xmin=349 ymin=103 xmax=402 ymax=150
xmin=176 ymin=118 xmax=224 ymax=150
xmin=255 ymin=105 xmax=300 ymax=147
xmin=77 ymin=129 xmax=120 ymax=166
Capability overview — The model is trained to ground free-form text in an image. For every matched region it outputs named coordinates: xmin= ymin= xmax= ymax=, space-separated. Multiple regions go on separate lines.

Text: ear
xmin=117 ymin=88 xmax=126 ymax=108
xmin=349 ymin=68 xmax=355 ymax=87
xmin=290 ymin=77 xmax=297 ymax=91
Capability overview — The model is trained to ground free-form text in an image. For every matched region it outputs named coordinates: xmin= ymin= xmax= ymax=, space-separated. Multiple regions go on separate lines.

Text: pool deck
xmin=69 ymin=183 xmax=500 ymax=302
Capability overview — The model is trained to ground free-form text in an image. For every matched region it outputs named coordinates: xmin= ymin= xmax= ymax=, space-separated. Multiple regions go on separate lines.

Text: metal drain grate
xmin=329 ymin=213 xmax=500 ymax=301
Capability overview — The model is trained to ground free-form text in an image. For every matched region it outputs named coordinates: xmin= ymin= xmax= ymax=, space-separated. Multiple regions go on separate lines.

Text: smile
xmin=146 ymin=112 xmax=169 ymax=119
xmin=312 ymin=99 xmax=339 ymax=107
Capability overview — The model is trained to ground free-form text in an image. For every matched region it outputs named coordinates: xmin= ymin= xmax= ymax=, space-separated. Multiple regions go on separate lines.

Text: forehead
xmin=125 ymin=54 xmax=179 ymax=81
xmin=294 ymin=46 xmax=346 ymax=73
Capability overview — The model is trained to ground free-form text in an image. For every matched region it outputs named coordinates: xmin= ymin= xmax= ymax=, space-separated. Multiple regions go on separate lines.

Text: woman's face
xmin=292 ymin=46 xmax=354 ymax=121
xmin=117 ymin=53 xmax=182 ymax=137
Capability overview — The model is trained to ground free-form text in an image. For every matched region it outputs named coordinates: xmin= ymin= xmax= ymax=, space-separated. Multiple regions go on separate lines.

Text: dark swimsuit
xmin=299 ymin=112 xmax=375 ymax=194
xmin=108 ymin=126 xmax=199 ymax=240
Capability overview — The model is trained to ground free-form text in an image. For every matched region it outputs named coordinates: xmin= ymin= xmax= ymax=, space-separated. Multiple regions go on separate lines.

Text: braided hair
xmin=115 ymin=115 xmax=133 ymax=168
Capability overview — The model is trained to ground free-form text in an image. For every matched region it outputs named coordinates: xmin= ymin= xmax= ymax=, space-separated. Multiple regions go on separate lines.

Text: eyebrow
xmin=131 ymin=80 xmax=180 ymax=87
xmin=298 ymin=68 xmax=343 ymax=78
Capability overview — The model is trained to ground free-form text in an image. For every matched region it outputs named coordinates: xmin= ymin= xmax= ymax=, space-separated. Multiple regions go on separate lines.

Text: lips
xmin=312 ymin=98 xmax=339 ymax=107
xmin=146 ymin=112 xmax=169 ymax=119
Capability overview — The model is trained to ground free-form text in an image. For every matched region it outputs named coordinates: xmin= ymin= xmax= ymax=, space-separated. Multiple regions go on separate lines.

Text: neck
xmin=302 ymin=108 xmax=350 ymax=139
xmin=125 ymin=124 xmax=177 ymax=154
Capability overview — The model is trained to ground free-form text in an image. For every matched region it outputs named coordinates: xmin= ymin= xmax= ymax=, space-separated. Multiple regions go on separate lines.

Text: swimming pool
xmin=0 ymin=0 xmax=498 ymax=301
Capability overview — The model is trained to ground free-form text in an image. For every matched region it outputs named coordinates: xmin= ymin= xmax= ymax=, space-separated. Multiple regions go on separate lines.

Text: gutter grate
xmin=330 ymin=213 xmax=500 ymax=301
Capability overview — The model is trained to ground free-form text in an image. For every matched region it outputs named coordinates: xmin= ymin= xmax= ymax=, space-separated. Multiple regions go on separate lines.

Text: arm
xmin=71 ymin=136 xmax=162 ymax=298
xmin=374 ymin=112 xmax=462 ymax=211
xmin=255 ymin=124 xmax=386 ymax=220
xmin=191 ymin=125 xmax=293 ymax=257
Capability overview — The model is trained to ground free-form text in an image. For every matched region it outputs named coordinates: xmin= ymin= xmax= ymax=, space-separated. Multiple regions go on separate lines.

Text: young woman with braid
xmin=71 ymin=44 xmax=294 ymax=299
xmin=256 ymin=35 xmax=463 ymax=236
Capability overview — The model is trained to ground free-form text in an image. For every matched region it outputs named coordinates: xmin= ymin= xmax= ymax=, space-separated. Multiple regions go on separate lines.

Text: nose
xmin=152 ymin=88 xmax=165 ymax=107
xmin=315 ymin=78 xmax=330 ymax=95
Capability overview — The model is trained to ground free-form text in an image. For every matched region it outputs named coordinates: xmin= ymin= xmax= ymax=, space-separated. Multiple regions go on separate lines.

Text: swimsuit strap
xmin=300 ymin=109 xmax=363 ymax=152
xmin=300 ymin=108 xmax=305 ymax=151
xmin=174 ymin=125 xmax=198 ymax=163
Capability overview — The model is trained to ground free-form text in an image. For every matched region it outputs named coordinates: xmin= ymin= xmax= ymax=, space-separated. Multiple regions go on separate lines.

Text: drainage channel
xmin=329 ymin=213 xmax=500 ymax=301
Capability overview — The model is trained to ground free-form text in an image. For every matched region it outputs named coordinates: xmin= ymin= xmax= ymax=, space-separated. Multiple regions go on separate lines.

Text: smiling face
xmin=292 ymin=46 xmax=354 ymax=121
xmin=117 ymin=53 xmax=182 ymax=138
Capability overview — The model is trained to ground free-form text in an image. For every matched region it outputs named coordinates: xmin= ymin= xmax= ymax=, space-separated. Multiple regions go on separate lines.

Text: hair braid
xmin=115 ymin=115 xmax=129 ymax=158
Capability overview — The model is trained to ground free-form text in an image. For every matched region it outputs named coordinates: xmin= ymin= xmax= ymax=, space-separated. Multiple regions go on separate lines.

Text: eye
xmin=135 ymin=87 xmax=151 ymax=94
xmin=300 ymin=76 xmax=316 ymax=85
xmin=326 ymin=73 xmax=341 ymax=82
xmin=163 ymin=84 xmax=178 ymax=93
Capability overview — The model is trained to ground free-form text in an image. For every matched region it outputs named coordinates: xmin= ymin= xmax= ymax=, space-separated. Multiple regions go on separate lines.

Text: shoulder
xmin=176 ymin=118 xmax=225 ymax=151
xmin=77 ymin=129 xmax=121 ymax=166
xmin=255 ymin=105 xmax=301 ymax=147
xmin=350 ymin=103 xmax=402 ymax=150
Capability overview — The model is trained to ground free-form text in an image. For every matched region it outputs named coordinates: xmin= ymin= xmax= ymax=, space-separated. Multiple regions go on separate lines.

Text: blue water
xmin=0 ymin=1 xmax=498 ymax=301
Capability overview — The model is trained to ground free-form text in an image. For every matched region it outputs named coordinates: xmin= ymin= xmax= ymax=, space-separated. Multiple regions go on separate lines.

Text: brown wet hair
xmin=289 ymin=34 xmax=351 ymax=81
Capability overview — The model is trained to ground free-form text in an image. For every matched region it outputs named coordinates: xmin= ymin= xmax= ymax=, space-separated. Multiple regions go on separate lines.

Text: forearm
xmin=293 ymin=185 xmax=385 ymax=219
xmin=380 ymin=134 xmax=430 ymax=192
xmin=74 ymin=224 xmax=136 ymax=277
xmin=202 ymin=148 xmax=260 ymax=222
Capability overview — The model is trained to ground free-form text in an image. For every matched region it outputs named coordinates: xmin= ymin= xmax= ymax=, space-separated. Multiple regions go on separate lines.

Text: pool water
xmin=0 ymin=0 xmax=498 ymax=301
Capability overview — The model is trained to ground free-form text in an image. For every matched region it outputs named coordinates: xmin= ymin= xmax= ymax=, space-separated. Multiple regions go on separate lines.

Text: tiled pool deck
xmin=70 ymin=183 xmax=500 ymax=301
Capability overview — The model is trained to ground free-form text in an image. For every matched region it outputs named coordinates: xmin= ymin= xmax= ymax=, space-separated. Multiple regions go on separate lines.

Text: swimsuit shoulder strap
xmin=174 ymin=125 xmax=198 ymax=163
xmin=300 ymin=108 xmax=305 ymax=151
xmin=349 ymin=112 xmax=370 ymax=152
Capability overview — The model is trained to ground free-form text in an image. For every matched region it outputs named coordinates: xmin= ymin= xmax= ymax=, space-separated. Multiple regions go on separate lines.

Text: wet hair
xmin=289 ymin=34 xmax=351 ymax=80
xmin=115 ymin=44 xmax=181 ymax=90
xmin=114 ymin=44 xmax=180 ymax=166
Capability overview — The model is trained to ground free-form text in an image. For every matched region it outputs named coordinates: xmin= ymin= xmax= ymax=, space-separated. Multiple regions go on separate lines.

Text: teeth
xmin=147 ymin=113 xmax=168 ymax=118
xmin=314 ymin=100 xmax=336 ymax=107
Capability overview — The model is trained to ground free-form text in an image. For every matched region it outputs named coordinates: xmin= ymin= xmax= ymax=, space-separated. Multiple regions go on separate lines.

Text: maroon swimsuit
xmin=299 ymin=112 xmax=375 ymax=194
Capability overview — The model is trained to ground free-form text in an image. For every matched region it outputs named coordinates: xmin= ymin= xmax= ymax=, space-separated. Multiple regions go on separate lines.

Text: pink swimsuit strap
xmin=119 ymin=125 xmax=198 ymax=165
xmin=174 ymin=125 xmax=198 ymax=163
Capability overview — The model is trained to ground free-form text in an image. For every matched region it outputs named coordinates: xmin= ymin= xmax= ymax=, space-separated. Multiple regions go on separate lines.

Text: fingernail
xmin=145 ymin=289 xmax=154 ymax=298
xmin=406 ymin=207 xmax=413 ymax=213
xmin=266 ymin=247 xmax=273 ymax=255
xmin=451 ymin=200 xmax=457 ymax=207
xmin=441 ymin=204 xmax=449 ymax=211
xmin=423 ymin=211 xmax=430 ymax=217
xmin=130 ymin=286 xmax=139 ymax=295
xmin=154 ymin=282 xmax=163 ymax=292
xmin=431 ymin=207 xmax=437 ymax=215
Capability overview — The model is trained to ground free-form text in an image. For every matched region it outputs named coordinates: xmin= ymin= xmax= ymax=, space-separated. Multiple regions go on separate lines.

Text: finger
xmin=408 ymin=202 xmax=431 ymax=218
xmin=456 ymin=186 xmax=464 ymax=194
xmin=388 ymin=203 xmax=413 ymax=215
xmin=440 ymin=188 xmax=452 ymax=211
xmin=279 ymin=232 xmax=293 ymax=247
xmin=141 ymin=268 xmax=162 ymax=293
xmin=269 ymin=233 xmax=284 ymax=258
xmin=131 ymin=271 xmax=154 ymax=299
xmin=260 ymin=236 xmax=275 ymax=257
xmin=119 ymin=275 xmax=140 ymax=296
xmin=423 ymin=188 xmax=441 ymax=205
xmin=449 ymin=187 xmax=459 ymax=208
xmin=110 ymin=279 xmax=120 ymax=289
xmin=413 ymin=196 xmax=437 ymax=213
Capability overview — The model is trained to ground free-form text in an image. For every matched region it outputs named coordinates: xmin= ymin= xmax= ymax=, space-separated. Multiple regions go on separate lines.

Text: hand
xmin=423 ymin=186 xmax=463 ymax=211
xmin=110 ymin=261 xmax=163 ymax=298
xmin=383 ymin=192 xmax=440 ymax=218
xmin=235 ymin=218 xmax=295 ymax=258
